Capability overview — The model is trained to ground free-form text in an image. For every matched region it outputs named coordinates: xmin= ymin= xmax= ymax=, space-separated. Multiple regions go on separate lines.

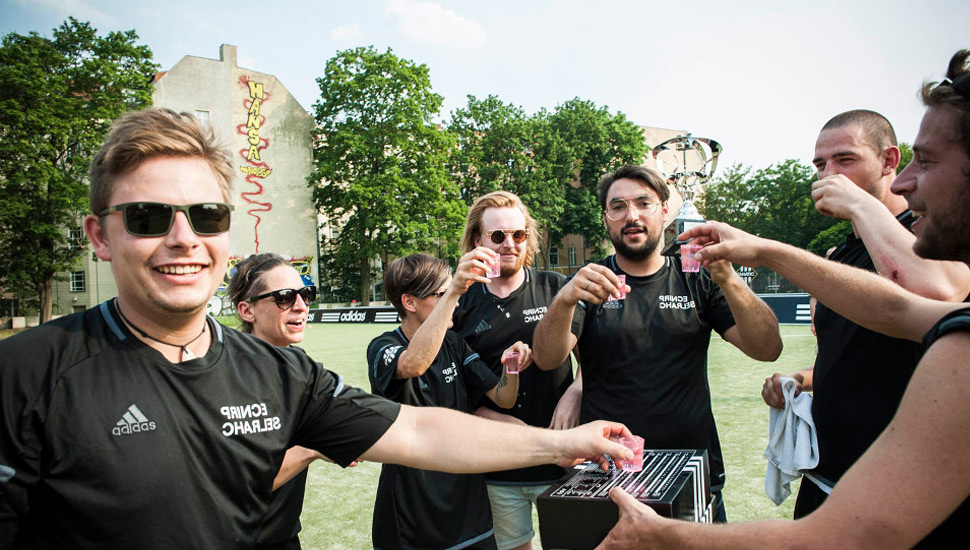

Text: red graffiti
xmin=237 ymin=75 xmax=274 ymax=252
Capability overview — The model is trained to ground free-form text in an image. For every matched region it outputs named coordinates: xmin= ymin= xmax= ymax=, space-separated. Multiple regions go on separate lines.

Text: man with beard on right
xmin=533 ymin=164 xmax=782 ymax=522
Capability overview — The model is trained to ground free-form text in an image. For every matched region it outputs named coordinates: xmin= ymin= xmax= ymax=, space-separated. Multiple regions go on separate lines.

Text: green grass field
xmin=295 ymin=323 xmax=814 ymax=549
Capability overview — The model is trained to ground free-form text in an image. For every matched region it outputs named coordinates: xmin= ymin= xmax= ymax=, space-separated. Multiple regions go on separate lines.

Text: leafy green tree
xmin=898 ymin=141 xmax=912 ymax=173
xmin=447 ymin=95 xmax=570 ymax=259
xmin=699 ymin=160 xmax=838 ymax=251
xmin=547 ymin=99 xmax=647 ymax=257
xmin=0 ymin=18 xmax=157 ymax=322
xmin=309 ymin=47 xmax=464 ymax=305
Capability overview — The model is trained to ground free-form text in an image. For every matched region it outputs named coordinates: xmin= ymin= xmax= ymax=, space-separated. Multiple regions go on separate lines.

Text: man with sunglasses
xmin=452 ymin=191 xmax=582 ymax=550
xmin=596 ymin=49 xmax=970 ymax=550
xmin=0 ymin=108 xmax=636 ymax=549
xmin=534 ymin=164 xmax=783 ymax=522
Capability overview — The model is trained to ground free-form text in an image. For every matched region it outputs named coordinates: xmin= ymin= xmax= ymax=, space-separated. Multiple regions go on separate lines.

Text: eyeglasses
xmin=605 ymin=196 xmax=661 ymax=221
xmin=427 ymin=290 xmax=447 ymax=299
xmin=484 ymin=229 xmax=529 ymax=245
xmin=247 ymin=286 xmax=317 ymax=310
xmin=98 ymin=202 xmax=234 ymax=237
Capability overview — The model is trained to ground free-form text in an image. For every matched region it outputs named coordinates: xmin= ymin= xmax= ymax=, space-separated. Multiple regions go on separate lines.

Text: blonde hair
xmin=460 ymin=191 xmax=539 ymax=268
xmin=89 ymin=108 xmax=234 ymax=213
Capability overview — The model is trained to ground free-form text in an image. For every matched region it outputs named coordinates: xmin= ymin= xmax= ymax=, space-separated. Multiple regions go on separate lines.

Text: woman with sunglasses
xmin=227 ymin=253 xmax=323 ymax=550
xmin=367 ymin=252 xmax=531 ymax=550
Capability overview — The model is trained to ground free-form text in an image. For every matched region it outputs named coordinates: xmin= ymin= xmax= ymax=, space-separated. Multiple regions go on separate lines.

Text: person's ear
xmin=883 ymin=146 xmax=901 ymax=176
xmin=237 ymin=300 xmax=256 ymax=323
xmin=84 ymin=214 xmax=112 ymax=261
xmin=401 ymin=293 xmax=419 ymax=314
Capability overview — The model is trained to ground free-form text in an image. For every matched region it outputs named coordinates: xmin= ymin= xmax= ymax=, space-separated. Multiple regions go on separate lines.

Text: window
xmin=549 ymin=247 xmax=559 ymax=266
xmin=195 ymin=110 xmax=211 ymax=129
xmin=70 ymin=271 xmax=86 ymax=292
xmin=69 ymin=227 xmax=84 ymax=251
xmin=569 ymin=246 xmax=576 ymax=266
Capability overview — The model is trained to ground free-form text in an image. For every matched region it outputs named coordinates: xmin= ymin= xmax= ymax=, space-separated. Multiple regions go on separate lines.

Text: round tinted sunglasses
xmin=246 ymin=286 xmax=317 ymax=310
xmin=484 ymin=229 xmax=529 ymax=245
xmin=98 ymin=202 xmax=234 ymax=237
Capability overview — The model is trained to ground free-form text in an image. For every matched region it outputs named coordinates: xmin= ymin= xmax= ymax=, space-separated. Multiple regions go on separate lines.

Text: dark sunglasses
xmin=484 ymin=229 xmax=529 ymax=245
xmin=247 ymin=286 xmax=317 ymax=310
xmin=98 ymin=202 xmax=234 ymax=237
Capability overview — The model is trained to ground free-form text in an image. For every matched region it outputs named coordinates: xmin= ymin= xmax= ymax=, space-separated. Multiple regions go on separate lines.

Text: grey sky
xmin=2 ymin=0 xmax=967 ymax=171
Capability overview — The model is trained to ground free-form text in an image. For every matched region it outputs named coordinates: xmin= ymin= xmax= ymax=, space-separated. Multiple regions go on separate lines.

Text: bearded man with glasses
xmin=451 ymin=191 xmax=583 ymax=550
xmin=0 ymin=109 xmax=638 ymax=549
xmin=534 ymin=164 xmax=783 ymax=522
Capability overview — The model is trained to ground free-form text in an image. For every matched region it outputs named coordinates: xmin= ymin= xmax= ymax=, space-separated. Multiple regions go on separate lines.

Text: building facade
xmin=51 ymin=45 xmax=318 ymax=317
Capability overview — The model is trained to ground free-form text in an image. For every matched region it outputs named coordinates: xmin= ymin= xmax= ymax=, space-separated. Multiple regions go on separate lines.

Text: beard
xmin=500 ymin=251 xmax=527 ymax=277
xmin=609 ymin=222 xmax=661 ymax=262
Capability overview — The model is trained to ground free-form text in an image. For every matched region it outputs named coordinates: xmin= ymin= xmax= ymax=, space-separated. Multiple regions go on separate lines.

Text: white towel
xmin=763 ymin=376 xmax=819 ymax=505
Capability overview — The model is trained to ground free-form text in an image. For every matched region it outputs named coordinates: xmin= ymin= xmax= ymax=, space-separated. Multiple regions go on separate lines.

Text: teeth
xmin=157 ymin=265 xmax=203 ymax=275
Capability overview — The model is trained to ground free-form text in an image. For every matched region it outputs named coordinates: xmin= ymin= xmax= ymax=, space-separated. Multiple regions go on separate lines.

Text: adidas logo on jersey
xmin=474 ymin=319 xmax=491 ymax=334
xmin=112 ymin=404 xmax=157 ymax=436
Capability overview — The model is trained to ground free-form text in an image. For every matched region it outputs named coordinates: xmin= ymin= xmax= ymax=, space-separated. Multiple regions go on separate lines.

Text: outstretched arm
xmin=361 ymin=405 xmax=634 ymax=473
xmin=708 ymin=260 xmax=782 ymax=361
xmin=680 ymin=222 xmax=963 ymax=342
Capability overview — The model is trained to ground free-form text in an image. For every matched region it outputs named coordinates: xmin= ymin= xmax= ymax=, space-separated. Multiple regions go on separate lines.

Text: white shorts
xmin=486 ymin=483 xmax=551 ymax=550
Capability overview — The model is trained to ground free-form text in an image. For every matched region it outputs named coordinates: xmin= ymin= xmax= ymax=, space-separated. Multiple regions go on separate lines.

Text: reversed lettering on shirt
xmin=658 ymin=294 xmax=695 ymax=310
xmin=442 ymin=362 xmax=458 ymax=384
xmin=220 ymin=403 xmax=281 ymax=437
xmin=522 ymin=306 xmax=548 ymax=324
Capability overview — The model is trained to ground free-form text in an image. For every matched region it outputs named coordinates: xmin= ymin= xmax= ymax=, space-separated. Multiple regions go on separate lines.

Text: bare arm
xmin=680 ymin=222 xmax=964 ymax=341
xmin=484 ymin=343 xmax=530 ymax=409
xmin=360 ymin=405 xmax=634 ymax=473
xmin=813 ymin=175 xmax=970 ymax=301
xmin=709 ymin=260 xmax=783 ymax=361
xmin=550 ymin=358 xmax=582 ymax=430
xmin=272 ymin=446 xmax=324 ymax=490
xmin=534 ymin=264 xmax=623 ymax=370
xmin=395 ymin=249 xmax=495 ymax=379
xmin=596 ymin=332 xmax=970 ymax=550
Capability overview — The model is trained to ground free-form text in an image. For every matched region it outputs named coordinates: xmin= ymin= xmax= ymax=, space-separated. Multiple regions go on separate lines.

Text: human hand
xmin=563 ymin=264 xmax=626 ymax=306
xmin=761 ymin=372 xmax=805 ymax=409
xmin=678 ymin=221 xmax=770 ymax=268
xmin=811 ymin=174 xmax=877 ymax=220
xmin=594 ymin=487 xmax=662 ymax=549
xmin=549 ymin=381 xmax=582 ymax=430
xmin=556 ymin=420 xmax=633 ymax=470
xmin=502 ymin=341 xmax=532 ymax=373
xmin=453 ymin=247 xmax=498 ymax=293
xmin=706 ymin=258 xmax=737 ymax=286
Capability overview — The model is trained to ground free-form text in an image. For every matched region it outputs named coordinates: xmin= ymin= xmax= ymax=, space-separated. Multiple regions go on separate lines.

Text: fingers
xmin=572 ymin=265 xmax=624 ymax=303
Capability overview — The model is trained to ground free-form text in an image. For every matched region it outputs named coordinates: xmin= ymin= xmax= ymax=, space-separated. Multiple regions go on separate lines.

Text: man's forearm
xmin=533 ymin=299 xmax=578 ymax=370
xmin=719 ymin=274 xmax=782 ymax=361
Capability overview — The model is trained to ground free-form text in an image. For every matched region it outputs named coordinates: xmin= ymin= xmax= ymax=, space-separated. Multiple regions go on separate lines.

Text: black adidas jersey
xmin=0 ymin=300 xmax=399 ymax=550
xmin=811 ymin=211 xmax=923 ymax=486
xmin=452 ymin=268 xmax=574 ymax=484
xmin=570 ymin=256 xmax=735 ymax=489
xmin=367 ymin=329 xmax=497 ymax=550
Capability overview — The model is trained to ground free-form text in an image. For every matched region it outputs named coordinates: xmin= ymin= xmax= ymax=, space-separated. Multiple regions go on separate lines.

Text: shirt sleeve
xmin=451 ymin=333 xmax=500 ymax=407
xmin=697 ymin=269 xmax=736 ymax=336
xmin=367 ymin=333 xmax=408 ymax=399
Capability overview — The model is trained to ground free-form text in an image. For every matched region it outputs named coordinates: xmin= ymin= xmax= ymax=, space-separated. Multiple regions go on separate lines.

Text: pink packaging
xmin=618 ymin=435 xmax=644 ymax=472
xmin=504 ymin=351 xmax=520 ymax=374
xmin=680 ymin=244 xmax=702 ymax=273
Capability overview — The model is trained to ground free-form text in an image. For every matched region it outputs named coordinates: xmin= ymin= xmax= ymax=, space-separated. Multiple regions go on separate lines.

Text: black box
xmin=536 ymin=449 xmax=712 ymax=550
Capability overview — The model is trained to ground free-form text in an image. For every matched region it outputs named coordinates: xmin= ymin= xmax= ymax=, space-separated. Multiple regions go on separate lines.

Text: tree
xmin=546 ymin=99 xmax=647 ymax=257
xmin=447 ymin=95 xmax=569 ymax=259
xmin=0 ymin=18 xmax=157 ymax=322
xmin=309 ymin=47 xmax=464 ymax=305
xmin=699 ymin=160 xmax=839 ymax=251
xmin=898 ymin=141 xmax=913 ymax=173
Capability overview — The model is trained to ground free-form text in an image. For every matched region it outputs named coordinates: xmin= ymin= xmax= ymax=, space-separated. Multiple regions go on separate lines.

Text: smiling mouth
xmin=156 ymin=265 xmax=204 ymax=275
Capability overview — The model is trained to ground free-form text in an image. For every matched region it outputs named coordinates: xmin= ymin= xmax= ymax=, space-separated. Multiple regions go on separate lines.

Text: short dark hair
xmin=821 ymin=109 xmax=898 ymax=152
xmin=596 ymin=165 xmax=670 ymax=210
xmin=920 ymin=50 xmax=970 ymax=162
xmin=226 ymin=253 xmax=290 ymax=333
xmin=384 ymin=254 xmax=451 ymax=318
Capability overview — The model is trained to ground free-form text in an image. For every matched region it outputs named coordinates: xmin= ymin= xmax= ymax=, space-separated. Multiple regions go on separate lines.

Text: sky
xmin=2 ymin=0 xmax=968 ymax=171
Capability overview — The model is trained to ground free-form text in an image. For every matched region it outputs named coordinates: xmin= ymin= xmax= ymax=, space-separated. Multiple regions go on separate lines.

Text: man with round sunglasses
xmin=0 ymin=108 xmax=635 ymax=549
xmin=534 ymin=164 xmax=783 ymax=522
xmin=451 ymin=191 xmax=582 ymax=550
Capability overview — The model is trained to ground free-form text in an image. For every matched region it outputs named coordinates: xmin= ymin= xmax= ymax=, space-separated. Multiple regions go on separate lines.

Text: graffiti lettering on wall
xmin=237 ymin=76 xmax=273 ymax=252
xmin=220 ymin=255 xmax=316 ymax=292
